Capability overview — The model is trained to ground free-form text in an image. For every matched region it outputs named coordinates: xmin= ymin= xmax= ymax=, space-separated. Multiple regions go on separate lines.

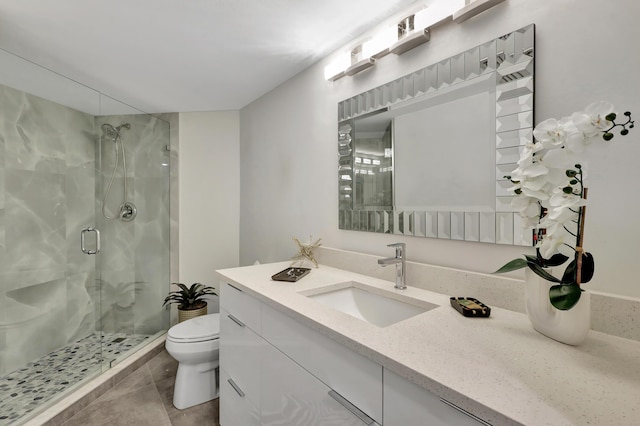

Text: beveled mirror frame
xmin=338 ymin=25 xmax=534 ymax=246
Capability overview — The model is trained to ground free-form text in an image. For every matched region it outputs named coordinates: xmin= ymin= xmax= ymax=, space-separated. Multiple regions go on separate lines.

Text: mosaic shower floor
xmin=0 ymin=332 xmax=150 ymax=425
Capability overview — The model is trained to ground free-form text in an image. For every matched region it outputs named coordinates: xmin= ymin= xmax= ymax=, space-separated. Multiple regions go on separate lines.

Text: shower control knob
xmin=119 ymin=202 xmax=137 ymax=222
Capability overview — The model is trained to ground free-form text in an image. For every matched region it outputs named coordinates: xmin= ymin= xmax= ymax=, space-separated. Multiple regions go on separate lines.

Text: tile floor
xmin=60 ymin=349 xmax=219 ymax=426
xmin=0 ymin=333 xmax=151 ymax=425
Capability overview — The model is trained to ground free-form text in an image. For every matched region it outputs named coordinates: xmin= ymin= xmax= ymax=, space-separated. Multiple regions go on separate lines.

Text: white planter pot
xmin=524 ymin=268 xmax=591 ymax=345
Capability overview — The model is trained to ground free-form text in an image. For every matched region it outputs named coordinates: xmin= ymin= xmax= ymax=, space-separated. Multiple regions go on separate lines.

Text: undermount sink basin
xmin=305 ymin=283 xmax=437 ymax=327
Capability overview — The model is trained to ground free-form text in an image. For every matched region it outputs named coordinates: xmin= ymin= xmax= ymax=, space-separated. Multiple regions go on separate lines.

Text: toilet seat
xmin=168 ymin=313 xmax=220 ymax=343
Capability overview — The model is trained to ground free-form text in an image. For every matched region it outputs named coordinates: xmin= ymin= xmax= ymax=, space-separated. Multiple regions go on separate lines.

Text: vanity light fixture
xmin=389 ymin=1 xmax=465 ymax=55
xmin=415 ymin=0 xmax=466 ymax=29
xmin=324 ymin=52 xmax=351 ymax=81
xmin=389 ymin=14 xmax=430 ymax=55
xmin=453 ymin=0 xmax=508 ymax=23
xmin=346 ymin=57 xmax=376 ymax=76
xmin=323 ymin=0 xmax=476 ymax=81
xmin=344 ymin=45 xmax=375 ymax=76
xmin=389 ymin=28 xmax=430 ymax=55
xmin=361 ymin=25 xmax=398 ymax=59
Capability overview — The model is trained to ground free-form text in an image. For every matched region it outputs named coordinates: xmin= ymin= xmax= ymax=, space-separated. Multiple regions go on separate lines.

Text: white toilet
xmin=165 ymin=313 xmax=220 ymax=409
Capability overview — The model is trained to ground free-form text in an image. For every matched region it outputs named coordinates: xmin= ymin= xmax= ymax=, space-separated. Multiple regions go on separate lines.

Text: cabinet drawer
xmin=261 ymin=342 xmax=380 ymax=426
xmin=261 ymin=302 xmax=382 ymax=424
xmin=220 ymin=308 xmax=264 ymax=409
xmin=383 ymin=368 xmax=489 ymax=426
xmin=220 ymin=368 xmax=260 ymax=426
xmin=220 ymin=281 xmax=261 ymax=333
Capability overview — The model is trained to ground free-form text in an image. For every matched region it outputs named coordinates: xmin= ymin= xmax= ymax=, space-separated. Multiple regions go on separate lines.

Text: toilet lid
xmin=168 ymin=313 xmax=220 ymax=343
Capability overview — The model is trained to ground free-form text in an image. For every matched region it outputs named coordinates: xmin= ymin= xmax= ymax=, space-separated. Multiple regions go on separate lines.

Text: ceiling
xmin=0 ymin=0 xmax=422 ymax=113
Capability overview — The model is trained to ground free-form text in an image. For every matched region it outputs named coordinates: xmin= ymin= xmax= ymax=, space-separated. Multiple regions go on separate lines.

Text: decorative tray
xmin=450 ymin=297 xmax=491 ymax=317
xmin=271 ymin=267 xmax=311 ymax=282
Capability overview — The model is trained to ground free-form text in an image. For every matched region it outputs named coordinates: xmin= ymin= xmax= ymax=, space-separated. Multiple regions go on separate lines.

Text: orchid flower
xmin=496 ymin=102 xmax=634 ymax=310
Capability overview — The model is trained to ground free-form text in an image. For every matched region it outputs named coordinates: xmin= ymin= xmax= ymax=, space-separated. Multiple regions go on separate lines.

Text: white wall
xmin=179 ymin=111 xmax=240 ymax=291
xmin=239 ymin=0 xmax=640 ymax=299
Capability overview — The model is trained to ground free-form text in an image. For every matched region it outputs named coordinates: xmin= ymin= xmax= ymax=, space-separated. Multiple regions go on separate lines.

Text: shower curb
xmin=22 ymin=334 xmax=167 ymax=426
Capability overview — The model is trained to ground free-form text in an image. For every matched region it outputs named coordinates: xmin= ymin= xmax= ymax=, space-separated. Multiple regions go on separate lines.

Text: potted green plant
xmin=163 ymin=282 xmax=217 ymax=323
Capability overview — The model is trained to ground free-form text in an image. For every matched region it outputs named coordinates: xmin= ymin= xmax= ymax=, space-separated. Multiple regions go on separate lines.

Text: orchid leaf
xmin=526 ymin=262 xmax=561 ymax=283
xmin=560 ymin=252 xmax=595 ymax=284
xmin=494 ymin=258 xmax=528 ymax=273
xmin=549 ymin=284 xmax=582 ymax=310
xmin=579 ymin=252 xmax=595 ymax=284
xmin=525 ymin=253 xmax=568 ymax=267
xmin=542 ymin=253 xmax=570 ymax=267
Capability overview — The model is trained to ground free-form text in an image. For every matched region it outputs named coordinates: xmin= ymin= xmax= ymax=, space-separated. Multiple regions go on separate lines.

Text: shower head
xmin=101 ymin=123 xmax=131 ymax=141
xmin=101 ymin=123 xmax=119 ymax=141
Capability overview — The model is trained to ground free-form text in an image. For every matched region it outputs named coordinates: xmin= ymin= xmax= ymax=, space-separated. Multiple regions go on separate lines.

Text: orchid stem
xmin=575 ymin=188 xmax=588 ymax=285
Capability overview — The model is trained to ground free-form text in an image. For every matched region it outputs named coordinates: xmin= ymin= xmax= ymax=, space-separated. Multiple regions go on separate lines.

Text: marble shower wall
xmin=95 ymin=114 xmax=170 ymax=336
xmin=0 ymin=83 xmax=97 ymax=377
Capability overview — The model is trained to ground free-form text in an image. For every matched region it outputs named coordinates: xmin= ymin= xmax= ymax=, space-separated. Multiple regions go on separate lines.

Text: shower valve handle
xmin=81 ymin=227 xmax=101 ymax=255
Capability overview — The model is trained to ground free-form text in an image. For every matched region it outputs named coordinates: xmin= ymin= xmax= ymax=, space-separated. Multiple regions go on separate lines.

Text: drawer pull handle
xmin=227 ymin=283 xmax=242 ymax=292
xmin=328 ymin=390 xmax=374 ymax=425
xmin=227 ymin=378 xmax=245 ymax=397
xmin=227 ymin=314 xmax=245 ymax=327
xmin=440 ymin=398 xmax=492 ymax=425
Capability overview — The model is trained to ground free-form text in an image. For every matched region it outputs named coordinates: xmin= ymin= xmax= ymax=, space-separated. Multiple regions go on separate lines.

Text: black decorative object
xmin=272 ymin=267 xmax=311 ymax=282
xmin=450 ymin=297 xmax=491 ymax=317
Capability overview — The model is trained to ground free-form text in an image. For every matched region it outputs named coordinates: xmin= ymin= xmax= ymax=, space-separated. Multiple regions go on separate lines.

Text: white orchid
xmin=577 ymin=101 xmax=615 ymax=137
xmin=497 ymin=102 xmax=634 ymax=310
xmin=511 ymin=195 xmax=541 ymax=228
xmin=538 ymin=223 xmax=576 ymax=259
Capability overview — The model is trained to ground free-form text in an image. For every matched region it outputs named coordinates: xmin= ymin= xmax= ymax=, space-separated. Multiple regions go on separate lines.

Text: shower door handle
xmin=81 ymin=227 xmax=101 ymax=255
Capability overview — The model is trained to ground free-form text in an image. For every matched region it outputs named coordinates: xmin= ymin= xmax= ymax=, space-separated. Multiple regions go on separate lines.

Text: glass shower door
xmin=0 ymin=49 xmax=107 ymax=424
xmin=95 ymin=105 xmax=170 ymax=370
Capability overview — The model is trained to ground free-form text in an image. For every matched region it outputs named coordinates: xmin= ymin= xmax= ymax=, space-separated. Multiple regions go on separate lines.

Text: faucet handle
xmin=387 ymin=242 xmax=406 ymax=249
xmin=387 ymin=242 xmax=405 ymax=257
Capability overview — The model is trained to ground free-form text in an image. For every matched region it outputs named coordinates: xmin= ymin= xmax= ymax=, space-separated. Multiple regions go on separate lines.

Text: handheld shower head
xmin=101 ymin=122 xmax=131 ymax=141
xmin=101 ymin=123 xmax=119 ymax=141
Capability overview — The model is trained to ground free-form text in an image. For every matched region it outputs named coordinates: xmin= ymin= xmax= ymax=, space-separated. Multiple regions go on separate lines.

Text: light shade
xmin=414 ymin=0 xmax=466 ymax=29
xmin=453 ymin=0 xmax=507 ymax=23
xmin=324 ymin=52 xmax=351 ymax=81
xmin=346 ymin=58 xmax=376 ymax=76
xmin=362 ymin=25 xmax=398 ymax=59
xmin=390 ymin=29 xmax=430 ymax=55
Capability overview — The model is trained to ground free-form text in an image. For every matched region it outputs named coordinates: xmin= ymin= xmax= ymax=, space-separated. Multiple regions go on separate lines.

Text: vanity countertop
xmin=216 ymin=261 xmax=640 ymax=426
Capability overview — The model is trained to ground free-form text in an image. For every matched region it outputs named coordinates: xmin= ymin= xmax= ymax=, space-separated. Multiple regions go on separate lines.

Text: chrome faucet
xmin=378 ymin=243 xmax=406 ymax=290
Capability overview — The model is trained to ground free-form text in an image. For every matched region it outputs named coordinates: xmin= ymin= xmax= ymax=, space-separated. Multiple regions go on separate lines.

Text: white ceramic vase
xmin=524 ymin=268 xmax=591 ymax=345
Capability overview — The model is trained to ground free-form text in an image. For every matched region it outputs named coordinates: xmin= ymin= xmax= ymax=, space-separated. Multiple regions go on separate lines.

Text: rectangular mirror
xmin=338 ymin=25 xmax=535 ymax=246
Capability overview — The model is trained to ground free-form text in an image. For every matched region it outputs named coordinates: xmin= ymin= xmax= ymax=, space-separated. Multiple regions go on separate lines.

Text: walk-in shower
xmin=0 ymin=48 xmax=171 ymax=425
xmin=100 ymin=122 xmax=137 ymax=222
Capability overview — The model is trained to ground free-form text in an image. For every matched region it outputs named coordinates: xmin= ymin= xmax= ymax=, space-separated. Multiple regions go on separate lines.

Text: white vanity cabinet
xmin=261 ymin=341 xmax=379 ymax=425
xmin=220 ymin=281 xmax=381 ymax=426
xmin=220 ymin=368 xmax=260 ymax=426
xmin=220 ymin=282 xmax=263 ymax=426
xmin=383 ymin=369 xmax=488 ymax=426
xmin=261 ymin=302 xmax=383 ymax=424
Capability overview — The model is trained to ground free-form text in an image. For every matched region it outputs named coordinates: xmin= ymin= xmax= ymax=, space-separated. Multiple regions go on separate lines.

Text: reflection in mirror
xmin=338 ymin=25 xmax=535 ymax=246
xmin=353 ymin=110 xmax=393 ymax=210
